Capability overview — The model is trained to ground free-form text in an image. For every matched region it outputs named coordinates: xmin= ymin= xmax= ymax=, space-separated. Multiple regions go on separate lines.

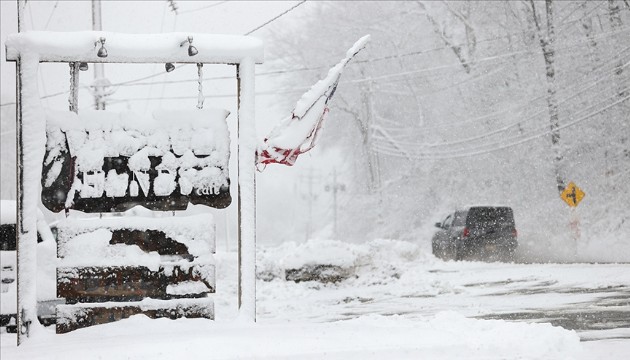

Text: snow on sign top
xmin=5 ymin=31 xmax=264 ymax=64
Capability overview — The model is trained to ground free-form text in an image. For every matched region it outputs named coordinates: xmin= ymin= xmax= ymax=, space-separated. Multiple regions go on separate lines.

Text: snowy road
xmin=260 ymin=263 xmax=630 ymax=341
xmin=337 ymin=263 xmax=630 ymax=338
xmin=249 ymin=243 xmax=630 ymax=343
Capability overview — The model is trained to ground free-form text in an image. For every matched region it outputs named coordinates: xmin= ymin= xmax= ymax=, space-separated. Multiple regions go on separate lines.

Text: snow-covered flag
xmin=256 ymin=35 xmax=370 ymax=171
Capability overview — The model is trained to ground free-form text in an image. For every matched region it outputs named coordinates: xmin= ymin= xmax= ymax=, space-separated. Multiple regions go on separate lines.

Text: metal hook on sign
xmin=197 ymin=63 xmax=204 ymax=109
xmin=68 ymin=62 xmax=80 ymax=113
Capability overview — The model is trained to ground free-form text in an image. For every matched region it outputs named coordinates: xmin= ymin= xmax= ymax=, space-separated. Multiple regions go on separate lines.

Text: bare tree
xmin=581 ymin=1 xmax=599 ymax=64
xmin=608 ymin=0 xmax=627 ymax=98
xmin=418 ymin=1 xmax=477 ymax=73
xmin=529 ymin=0 xmax=566 ymax=193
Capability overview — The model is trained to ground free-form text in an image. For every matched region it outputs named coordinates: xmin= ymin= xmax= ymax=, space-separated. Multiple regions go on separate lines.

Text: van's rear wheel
xmin=431 ymin=242 xmax=440 ymax=259
xmin=455 ymin=243 xmax=464 ymax=261
xmin=501 ymin=247 xmax=516 ymax=262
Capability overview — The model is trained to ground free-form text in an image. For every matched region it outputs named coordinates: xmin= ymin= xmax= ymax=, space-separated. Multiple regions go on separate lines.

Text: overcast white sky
xmin=0 ymin=0 xmax=306 ymax=125
xmin=0 ymin=1 xmax=341 ymax=242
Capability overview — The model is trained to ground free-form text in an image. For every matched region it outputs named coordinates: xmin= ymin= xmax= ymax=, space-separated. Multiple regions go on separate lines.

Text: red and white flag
xmin=257 ymin=35 xmax=370 ymax=171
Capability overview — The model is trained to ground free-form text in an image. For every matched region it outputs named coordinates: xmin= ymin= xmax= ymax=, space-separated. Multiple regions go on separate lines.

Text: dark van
xmin=431 ymin=206 xmax=517 ymax=261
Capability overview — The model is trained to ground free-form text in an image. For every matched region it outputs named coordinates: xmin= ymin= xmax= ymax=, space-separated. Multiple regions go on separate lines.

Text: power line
xmin=373 ymin=91 xmax=629 ymax=160
xmin=105 ymin=57 xmax=524 ymax=102
xmin=107 ymin=86 xmax=311 ymax=103
xmin=371 ymin=45 xmax=629 ymax=137
xmin=94 ymin=23 xmax=630 ymax=91
xmin=108 ymin=21 xmax=630 ymax=89
xmin=375 ymin=78 xmax=627 ymax=157
xmin=1 ymin=6 xmax=627 ymax=108
xmin=111 ymin=50 xmax=628 ymax=152
xmin=2 ymin=25 xmax=628 ymax=108
xmin=376 ymin=73 xmax=628 ymax=153
xmin=556 ymin=1 xmax=604 ymax=30
xmin=376 ymin=93 xmax=630 ymax=161
xmin=44 ymin=6 xmax=623 ymax=95
xmin=116 ymin=2 xmax=573 ymax=87
xmin=351 ymin=7 xmax=613 ymax=68
xmin=378 ymin=46 xmax=630 ymax=134
xmin=178 ymin=1 xmax=228 ymax=15
xmin=94 ymin=1 xmax=309 ymax=88
xmin=352 ymin=25 xmax=630 ymax=83
xmin=0 ymin=87 xmax=90 ymax=108
xmin=554 ymin=1 xmax=590 ymax=26
xmin=373 ymin=52 xmax=630 ymax=147
xmin=44 ymin=1 xmax=59 ymax=30
xmin=244 ymin=1 xmax=306 ymax=35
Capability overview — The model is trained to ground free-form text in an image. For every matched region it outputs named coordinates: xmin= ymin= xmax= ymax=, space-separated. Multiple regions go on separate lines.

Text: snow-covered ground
xmin=0 ymin=311 xmax=582 ymax=360
xmin=2 ymin=238 xmax=629 ymax=359
xmin=255 ymin=240 xmax=630 ymax=329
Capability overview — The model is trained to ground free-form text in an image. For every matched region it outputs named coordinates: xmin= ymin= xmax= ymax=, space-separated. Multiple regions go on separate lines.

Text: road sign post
xmin=560 ymin=182 xmax=585 ymax=257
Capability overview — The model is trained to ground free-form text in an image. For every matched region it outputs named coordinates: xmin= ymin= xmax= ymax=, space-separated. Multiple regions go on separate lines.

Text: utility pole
xmin=325 ymin=167 xmax=345 ymax=240
xmin=529 ymin=0 xmax=565 ymax=193
xmin=307 ymin=168 xmax=314 ymax=241
xmin=92 ymin=0 xmax=107 ymax=110
xmin=298 ymin=167 xmax=320 ymax=241
xmin=332 ymin=169 xmax=338 ymax=239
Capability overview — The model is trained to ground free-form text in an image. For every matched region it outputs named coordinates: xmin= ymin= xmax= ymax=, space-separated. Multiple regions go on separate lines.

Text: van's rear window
xmin=466 ymin=207 xmax=514 ymax=227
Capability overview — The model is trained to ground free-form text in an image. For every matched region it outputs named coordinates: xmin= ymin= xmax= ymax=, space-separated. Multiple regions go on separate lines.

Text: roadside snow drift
xmin=1 ymin=311 xmax=580 ymax=360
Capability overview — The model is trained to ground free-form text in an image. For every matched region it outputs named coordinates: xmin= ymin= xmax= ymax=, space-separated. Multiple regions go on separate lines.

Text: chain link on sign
xmin=197 ymin=63 xmax=204 ymax=109
xmin=68 ymin=62 xmax=79 ymax=113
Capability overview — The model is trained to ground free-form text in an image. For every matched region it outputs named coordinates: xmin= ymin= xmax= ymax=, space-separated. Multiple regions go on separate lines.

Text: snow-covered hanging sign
xmin=42 ymin=109 xmax=232 ymax=213
xmin=257 ymin=35 xmax=370 ymax=170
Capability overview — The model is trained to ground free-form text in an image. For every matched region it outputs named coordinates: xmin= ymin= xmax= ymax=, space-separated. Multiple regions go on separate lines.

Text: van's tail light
xmin=463 ymin=227 xmax=470 ymax=237
xmin=512 ymin=228 xmax=518 ymax=237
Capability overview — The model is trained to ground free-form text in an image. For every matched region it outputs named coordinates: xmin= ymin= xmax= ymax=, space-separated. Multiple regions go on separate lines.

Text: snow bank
xmin=257 ymin=238 xmax=434 ymax=282
xmin=0 ymin=200 xmax=16 ymax=225
xmin=259 ymin=238 xmax=368 ymax=269
xmin=0 ymin=311 xmax=580 ymax=359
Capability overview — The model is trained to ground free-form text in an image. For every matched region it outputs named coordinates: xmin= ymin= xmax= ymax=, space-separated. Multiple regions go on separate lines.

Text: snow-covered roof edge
xmin=6 ymin=31 xmax=264 ymax=64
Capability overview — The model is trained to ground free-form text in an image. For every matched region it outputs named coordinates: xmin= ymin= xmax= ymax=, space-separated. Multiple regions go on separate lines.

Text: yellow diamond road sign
xmin=560 ymin=182 xmax=585 ymax=207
